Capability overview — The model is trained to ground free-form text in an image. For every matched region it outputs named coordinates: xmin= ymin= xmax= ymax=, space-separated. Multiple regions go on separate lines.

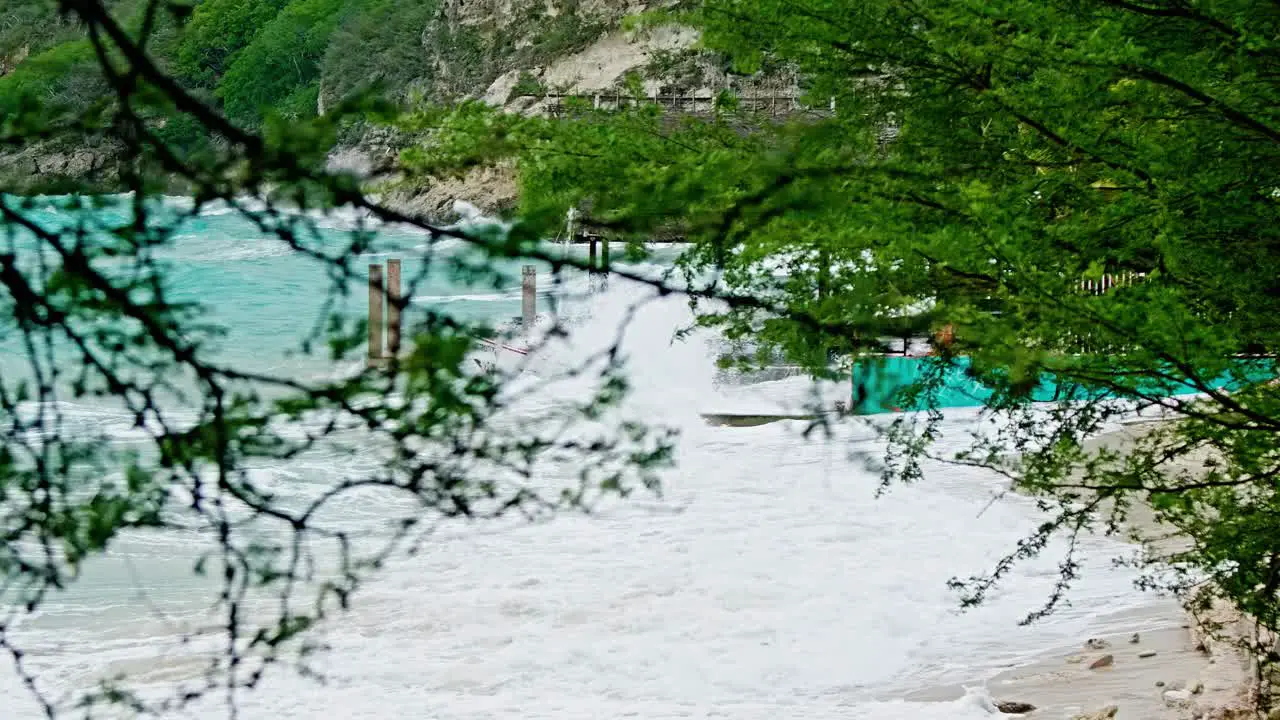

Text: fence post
xmin=386 ymin=258 xmax=401 ymax=358
xmin=368 ymin=263 xmax=384 ymax=364
xmin=522 ymin=265 xmax=536 ymax=332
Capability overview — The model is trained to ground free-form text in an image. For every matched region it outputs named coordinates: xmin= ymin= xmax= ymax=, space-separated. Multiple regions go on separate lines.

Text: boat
xmin=848 ymin=350 xmax=1275 ymax=415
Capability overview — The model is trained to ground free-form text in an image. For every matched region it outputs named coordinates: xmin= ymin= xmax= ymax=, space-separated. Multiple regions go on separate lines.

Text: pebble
xmin=1139 ymin=650 xmax=1157 ymax=658
xmin=1163 ymin=688 xmax=1194 ymax=708
xmin=996 ymin=701 xmax=1037 ymax=714
xmin=1085 ymin=638 xmax=1111 ymax=650
xmin=1089 ymin=654 xmax=1115 ymax=670
xmin=1191 ymin=680 xmax=1205 ymax=694
xmin=1156 ymin=680 xmax=1166 ymax=687
xmin=1130 ymin=632 xmax=1141 ymax=644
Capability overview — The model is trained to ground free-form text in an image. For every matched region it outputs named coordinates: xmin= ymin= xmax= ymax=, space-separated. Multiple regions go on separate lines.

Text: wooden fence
xmin=518 ymin=92 xmax=836 ymax=120
xmin=1079 ymin=271 xmax=1145 ymax=295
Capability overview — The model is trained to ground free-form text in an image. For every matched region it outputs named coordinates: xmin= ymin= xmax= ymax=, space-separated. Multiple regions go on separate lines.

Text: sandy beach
xmin=913 ymin=607 xmax=1254 ymax=719
xmin=914 ymin=420 xmax=1259 ymax=719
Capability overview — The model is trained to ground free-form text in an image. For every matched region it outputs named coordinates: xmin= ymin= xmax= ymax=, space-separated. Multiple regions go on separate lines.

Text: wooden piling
xmin=522 ymin=265 xmax=536 ymax=331
xmin=588 ymin=235 xmax=598 ymax=270
xmin=386 ymin=258 xmax=401 ymax=358
xmin=368 ymin=263 xmax=384 ymax=364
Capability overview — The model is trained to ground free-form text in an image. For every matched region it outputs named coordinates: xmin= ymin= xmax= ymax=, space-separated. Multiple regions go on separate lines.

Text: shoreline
xmin=912 ymin=420 xmax=1259 ymax=719
xmin=910 ymin=608 xmax=1253 ymax=719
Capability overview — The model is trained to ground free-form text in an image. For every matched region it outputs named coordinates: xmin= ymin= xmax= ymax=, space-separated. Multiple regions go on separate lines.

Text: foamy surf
xmin=0 ymin=202 xmax=1173 ymax=719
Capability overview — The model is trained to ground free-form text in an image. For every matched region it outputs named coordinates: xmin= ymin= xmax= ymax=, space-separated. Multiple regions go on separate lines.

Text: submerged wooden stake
xmin=368 ymin=263 xmax=384 ymax=364
xmin=386 ymin=258 xmax=401 ymax=358
xmin=522 ymin=265 xmax=536 ymax=332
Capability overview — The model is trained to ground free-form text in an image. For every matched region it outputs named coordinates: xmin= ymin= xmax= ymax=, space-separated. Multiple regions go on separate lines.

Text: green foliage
xmin=319 ymin=0 xmax=439 ymax=107
xmin=174 ymin=0 xmax=289 ymax=87
xmin=0 ymin=0 xmax=80 ymax=62
xmin=0 ymin=39 xmax=103 ymax=117
xmin=150 ymin=104 xmax=215 ymax=156
xmin=216 ymin=0 xmax=357 ymax=126
xmin=641 ymin=48 xmax=711 ymax=91
xmin=509 ymin=70 xmax=546 ymax=100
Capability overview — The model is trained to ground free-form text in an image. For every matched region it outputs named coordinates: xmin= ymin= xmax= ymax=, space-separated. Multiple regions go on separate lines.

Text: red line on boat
xmin=477 ymin=338 xmax=529 ymax=356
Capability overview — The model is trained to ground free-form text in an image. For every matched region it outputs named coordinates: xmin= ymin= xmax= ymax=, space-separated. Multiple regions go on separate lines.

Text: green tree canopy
xmin=175 ymin=0 xmax=289 ymax=88
xmin=216 ymin=0 xmax=356 ymax=125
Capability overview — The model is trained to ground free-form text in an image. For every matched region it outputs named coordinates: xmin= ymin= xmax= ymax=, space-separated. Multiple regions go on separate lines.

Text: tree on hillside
xmin=175 ymin=0 xmax=290 ymax=88
xmin=411 ymin=0 xmax=1280 ymax=704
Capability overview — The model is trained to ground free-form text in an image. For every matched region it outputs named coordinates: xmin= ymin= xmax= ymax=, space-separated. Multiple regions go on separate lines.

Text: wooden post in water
xmin=368 ymin=263 xmax=384 ymax=364
xmin=600 ymin=236 xmax=609 ymax=270
xmin=386 ymin=258 xmax=401 ymax=358
xmin=588 ymin=235 xmax=598 ymax=271
xmin=522 ymin=265 xmax=536 ymax=332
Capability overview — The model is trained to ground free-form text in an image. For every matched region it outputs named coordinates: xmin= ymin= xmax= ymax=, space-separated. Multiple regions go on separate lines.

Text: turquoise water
xmin=0 ymin=198 xmax=679 ymax=384
xmin=850 ymin=354 xmax=1275 ymax=414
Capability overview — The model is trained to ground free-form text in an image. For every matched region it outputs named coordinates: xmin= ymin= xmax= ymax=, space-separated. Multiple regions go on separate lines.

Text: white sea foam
xmin=0 ymin=206 xmax=1173 ymax=719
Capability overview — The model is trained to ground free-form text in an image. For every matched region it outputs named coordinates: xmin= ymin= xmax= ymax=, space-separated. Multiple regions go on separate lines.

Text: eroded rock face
xmin=1 ymin=44 xmax=30 ymax=76
xmin=449 ymin=0 xmax=643 ymax=29
xmin=377 ymin=162 xmax=520 ymax=222
xmin=0 ymin=138 xmax=123 ymax=192
xmin=325 ymin=125 xmax=406 ymax=181
xmin=536 ymin=25 xmax=699 ymax=97
xmin=36 ymin=150 xmax=103 ymax=176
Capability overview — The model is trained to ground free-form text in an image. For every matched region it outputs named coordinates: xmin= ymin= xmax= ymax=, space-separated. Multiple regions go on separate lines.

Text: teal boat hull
xmin=850 ymin=355 xmax=1273 ymax=414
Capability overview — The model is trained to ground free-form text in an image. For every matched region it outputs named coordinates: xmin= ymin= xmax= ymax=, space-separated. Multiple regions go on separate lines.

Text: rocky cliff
xmin=0 ymin=0 xmax=773 ymax=215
